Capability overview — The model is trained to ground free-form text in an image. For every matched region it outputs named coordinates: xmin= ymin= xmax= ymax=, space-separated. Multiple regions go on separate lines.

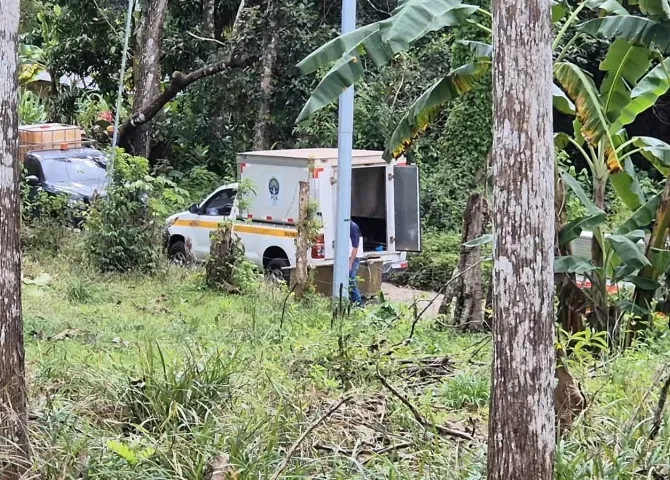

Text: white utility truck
xmin=165 ymin=148 xmax=420 ymax=279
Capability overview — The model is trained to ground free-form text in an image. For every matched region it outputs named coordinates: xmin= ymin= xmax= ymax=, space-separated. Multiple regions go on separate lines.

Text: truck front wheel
xmin=169 ymin=240 xmax=188 ymax=265
xmin=266 ymin=257 xmax=290 ymax=283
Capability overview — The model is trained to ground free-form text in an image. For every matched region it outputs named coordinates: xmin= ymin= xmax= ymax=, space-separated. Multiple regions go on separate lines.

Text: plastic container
xmin=19 ymin=124 xmax=83 ymax=159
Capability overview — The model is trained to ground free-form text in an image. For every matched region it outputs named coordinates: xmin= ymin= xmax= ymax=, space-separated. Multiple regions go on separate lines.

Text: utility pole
xmin=332 ymin=0 xmax=357 ymax=302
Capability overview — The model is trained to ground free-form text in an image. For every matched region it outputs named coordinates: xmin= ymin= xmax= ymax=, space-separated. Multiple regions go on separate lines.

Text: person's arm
xmin=349 ymin=247 xmax=358 ymax=271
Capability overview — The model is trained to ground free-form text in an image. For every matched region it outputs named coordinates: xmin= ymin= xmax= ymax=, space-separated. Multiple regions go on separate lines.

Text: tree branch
xmin=377 ymin=370 xmax=475 ymax=442
xmin=118 ymin=53 xmax=249 ymax=144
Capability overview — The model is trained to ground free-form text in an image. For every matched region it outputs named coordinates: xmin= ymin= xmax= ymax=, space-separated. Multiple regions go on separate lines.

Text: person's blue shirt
xmin=350 ymin=221 xmax=362 ymax=252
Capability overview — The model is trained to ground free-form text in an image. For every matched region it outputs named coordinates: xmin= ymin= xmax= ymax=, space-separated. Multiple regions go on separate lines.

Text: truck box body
xmin=237 ymin=148 xmax=421 ymax=266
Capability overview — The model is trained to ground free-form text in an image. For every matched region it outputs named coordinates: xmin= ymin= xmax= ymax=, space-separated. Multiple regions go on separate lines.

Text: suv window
xmin=202 ymin=189 xmax=237 ymax=216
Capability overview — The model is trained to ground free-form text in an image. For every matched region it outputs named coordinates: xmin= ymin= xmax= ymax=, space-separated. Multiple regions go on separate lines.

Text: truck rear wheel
xmin=266 ymin=257 xmax=290 ymax=283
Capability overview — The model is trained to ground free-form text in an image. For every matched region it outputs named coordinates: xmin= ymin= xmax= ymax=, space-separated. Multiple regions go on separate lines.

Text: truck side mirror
xmin=26 ymin=175 xmax=40 ymax=187
xmin=188 ymin=203 xmax=200 ymax=214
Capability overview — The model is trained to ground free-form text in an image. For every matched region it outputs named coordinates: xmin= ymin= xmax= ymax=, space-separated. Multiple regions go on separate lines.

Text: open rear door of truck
xmin=394 ymin=165 xmax=421 ymax=252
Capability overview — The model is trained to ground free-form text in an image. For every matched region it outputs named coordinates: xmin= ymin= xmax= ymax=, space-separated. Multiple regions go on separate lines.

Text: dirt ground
xmin=381 ymin=282 xmax=444 ymax=318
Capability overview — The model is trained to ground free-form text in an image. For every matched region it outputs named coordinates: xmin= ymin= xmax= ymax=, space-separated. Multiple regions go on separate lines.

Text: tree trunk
xmin=252 ymin=27 xmax=279 ymax=150
xmin=294 ymin=181 xmax=311 ymax=299
xmin=203 ymin=0 xmax=216 ymax=38
xmin=630 ymin=178 xmax=670 ymax=346
xmin=439 ymin=191 xmax=487 ymax=332
xmin=126 ymin=0 xmax=170 ymax=157
xmin=555 ymin=169 xmax=587 ymax=333
xmin=0 ymin=1 xmax=29 ymax=476
xmin=488 ymin=0 xmax=555 ymax=478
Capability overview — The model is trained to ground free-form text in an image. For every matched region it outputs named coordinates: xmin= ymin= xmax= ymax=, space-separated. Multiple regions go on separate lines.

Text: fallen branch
xmin=270 ymin=395 xmax=352 ymax=480
xmin=409 ymin=257 xmax=487 ymax=340
xmin=377 ymin=371 xmax=475 ymax=442
xmin=314 ymin=442 xmax=413 ymax=463
xmin=650 ymin=374 xmax=670 ymax=440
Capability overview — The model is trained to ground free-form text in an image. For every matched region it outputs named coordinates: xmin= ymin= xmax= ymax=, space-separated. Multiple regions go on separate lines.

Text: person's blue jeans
xmin=349 ymin=258 xmax=362 ymax=305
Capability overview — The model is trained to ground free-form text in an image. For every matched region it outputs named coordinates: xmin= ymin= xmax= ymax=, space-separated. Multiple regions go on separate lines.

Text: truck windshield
xmin=42 ymin=156 xmax=107 ymax=185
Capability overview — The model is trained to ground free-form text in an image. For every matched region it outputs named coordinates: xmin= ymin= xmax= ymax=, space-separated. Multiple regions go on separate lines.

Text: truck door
xmin=394 ymin=165 xmax=421 ymax=252
xmin=192 ymin=188 xmax=237 ymax=259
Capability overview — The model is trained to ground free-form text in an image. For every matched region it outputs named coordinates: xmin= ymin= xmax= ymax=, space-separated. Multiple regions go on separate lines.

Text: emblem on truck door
xmin=269 ymin=177 xmax=280 ymax=205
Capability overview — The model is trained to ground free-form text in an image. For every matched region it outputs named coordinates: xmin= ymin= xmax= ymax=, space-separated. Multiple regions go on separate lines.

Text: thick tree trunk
xmin=488 ymin=0 xmax=555 ymax=478
xmin=439 ymin=192 xmax=487 ymax=332
xmin=0 ymin=1 xmax=29 ymax=476
xmin=126 ymin=0 xmax=170 ymax=157
xmin=294 ymin=181 xmax=311 ymax=299
xmin=252 ymin=27 xmax=279 ymax=150
xmin=204 ymin=0 xmax=216 ymax=37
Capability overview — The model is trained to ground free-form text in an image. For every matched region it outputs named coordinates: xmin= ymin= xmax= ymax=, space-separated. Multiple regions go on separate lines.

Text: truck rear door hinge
xmin=388 ymin=173 xmax=394 ymax=181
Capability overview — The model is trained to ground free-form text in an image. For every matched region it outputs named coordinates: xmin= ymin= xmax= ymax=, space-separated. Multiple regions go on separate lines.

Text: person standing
xmin=349 ymin=220 xmax=363 ymax=305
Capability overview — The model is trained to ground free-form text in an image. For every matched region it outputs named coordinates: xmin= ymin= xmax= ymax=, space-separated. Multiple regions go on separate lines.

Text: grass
xmin=12 ymin=247 xmax=670 ymax=478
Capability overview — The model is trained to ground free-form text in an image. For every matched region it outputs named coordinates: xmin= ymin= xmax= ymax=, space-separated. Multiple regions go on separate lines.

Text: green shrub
xmin=390 ymin=231 xmax=461 ymax=291
xmin=84 ymin=148 xmax=187 ymax=273
xmin=21 ymin=185 xmax=80 ymax=255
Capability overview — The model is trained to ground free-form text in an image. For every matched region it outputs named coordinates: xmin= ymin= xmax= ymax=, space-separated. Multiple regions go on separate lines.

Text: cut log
xmin=294 ymin=181 xmax=311 ymax=299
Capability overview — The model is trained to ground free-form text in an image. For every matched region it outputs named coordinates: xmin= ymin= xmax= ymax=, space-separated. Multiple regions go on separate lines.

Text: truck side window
xmin=202 ymin=189 xmax=237 ymax=216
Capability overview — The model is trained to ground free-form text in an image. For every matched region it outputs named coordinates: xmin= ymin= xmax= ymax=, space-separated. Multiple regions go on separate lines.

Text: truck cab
xmin=165 ymin=149 xmax=420 ymax=280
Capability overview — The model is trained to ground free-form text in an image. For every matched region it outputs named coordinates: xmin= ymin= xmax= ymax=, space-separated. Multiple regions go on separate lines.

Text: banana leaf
xmin=384 ymin=61 xmax=490 ymax=160
xmin=579 ymin=15 xmax=670 ymax=54
xmin=617 ymin=193 xmax=662 ymax=234
xmin=555 ymin=63 xmax=624 ymax=181
xmin=553 ymin=84 xmax=576 ymax=115
xmin=586 ymin=0 xmax=629 ymax=15
xmin=606 ymin=233 xmax=651 ymax=270
xmin=639 ymin=0 xmax=670 ymax=20
xmin=458 ymin=40 xmax=492 ymax=58
xmin=599 ymin=39 xmax=651 ymax=123
xmin=623 ymin=275 xmax=660 ymax=291
xmin=555 ymin=255 xmax=598 ymax=274
xmin=561 ymin=170 xmax=605 ymax=216
xmin=632 ymin=136 xmax=670 ymax=175
xmin=297 ymin=0 xmax=478 ymax=121
xmin=559 ymin=212 xmax=607 ymax=245
xmin=609 ymin=156 xmax=646 ymax=211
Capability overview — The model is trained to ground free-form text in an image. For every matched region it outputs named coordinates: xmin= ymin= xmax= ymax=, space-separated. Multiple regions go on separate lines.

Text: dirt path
xmin=381 ymin=282 xmax=444 ymax=318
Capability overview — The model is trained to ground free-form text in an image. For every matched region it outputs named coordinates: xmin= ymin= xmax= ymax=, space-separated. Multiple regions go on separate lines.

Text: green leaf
xmin=381 ymin=0 xmax=478 ymax=53
xmin=623 ymin=274 xmax=660 ymax=290
xmin=561 ymin=171 xmax=604 ymax=216
xmin=297 ymin=0 xmax=479 ymax=121
xmin=296 ymin=49 xmax=366 ymax=123
xmin=384 ymin=61 xmax=489 ymax=160
xmin=618 ymin=300 xmax=651 ymax=316
xmin=599 ymin=39 xmax=650 ymax=123
xmin=553 ymin=0 xmax=567 ymax=22
xmin=607 ymin=233 xmax=651 ymax=270
xmin=559 ymin=212 xmax=607 ymax=245
xmin=554 ymin=62 xmax=623 ymax=180
xmin=107 ymin=440 xmax=138 ymax=466
xmin=586 ymin=0 xmax=629 ymax=15
xmin=458 ymin=40 xmax=492 ymax=58
xmin=649 ymin=247 xmax=670 ymax=272
xmin=617 ymin=193 xmax=661 ymax=234
xmin=609 ymin=156 xmax=646 ymax=211
xmin=555 ymin=132 xmax=571 ymax=151
xmin=632 ymin=136 xmax=670 ymax=176
xmin=639 ymin=0 xmax=670 ymax=20
xmin=579 ymin=15 xmax=670 ymax=54
xmin=555 ymin=255 xmax=598 ymax=274
xmin=463 ymin=233 xmax=493 ymax=248
xmin=297 ymin=24 xmax=380 ymax=74
xmin=553 ymin=84 xmax=576 ymax=115
xmin=617 ymin=58 xmax=670 ymax=127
